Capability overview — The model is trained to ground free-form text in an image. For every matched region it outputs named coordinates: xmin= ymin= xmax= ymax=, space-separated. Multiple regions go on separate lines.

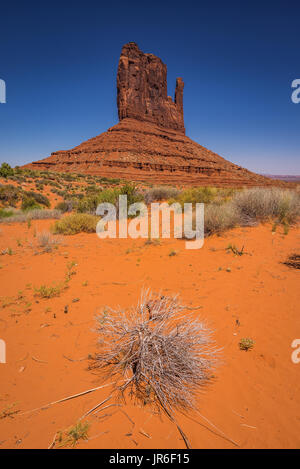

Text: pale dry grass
xmin=37 ymin=230 xmax=62 ymax=250
xmin=92 ymin=289 xmax=217 ymax=414
xmin=0 ymin=209 xmax=61 ymax=224
xmin=231 ymin=188 xmax=300 ymax=225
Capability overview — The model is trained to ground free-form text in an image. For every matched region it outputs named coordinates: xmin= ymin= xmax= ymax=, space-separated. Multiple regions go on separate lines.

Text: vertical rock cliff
xmin=117 ymin=42 xmax=185 ymax=134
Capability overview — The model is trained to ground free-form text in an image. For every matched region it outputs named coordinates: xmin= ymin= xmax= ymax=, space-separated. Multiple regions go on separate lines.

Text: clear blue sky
xmin=0 ymin=0 xmax=299 ymax=174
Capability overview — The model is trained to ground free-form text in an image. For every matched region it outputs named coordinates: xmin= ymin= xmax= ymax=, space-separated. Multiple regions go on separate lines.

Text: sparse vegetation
xmin=144 ymin=186 xmax=180 ymax=204
xmin=226 ymin=243 xmax=245 ymax=256
xmin=0 ymin=403 xmax=19 ymax=420
xmin=283 ymin=253 xmax=300 ymax=270
xmin=168 ymin=186 xmax=238 ymax=207
xmin=56 ymin=421 xmax=90 ymax=448
xmin=0 ymin=163 xmax=14 ymax=179
xmin=0 ymin=208 xmax=14 ymax=219
xmin=184 ymin=187 xmax=299 ymax=239
xmin=54 ymin=200 xmax=73 ymax=213
xmin=231 ymin=188 xmax=300 ymax=226
xmin=239 ymin=338 xmax=255 ymax=351
xmin=34 ymin=262 xmax=76 ymax=297
xmin=204 ymin=203 xmax=239 ymax=236
xmin=0 ymin=209 xmax=61 ymax=224
xmin=0 ymin=185 xmax=20 ymax=206
xmin=144 ymin=237 xmax=161 ymax=246
xmin=34 ymin=283 xmax=64 ymax=299
xmin=37 ymin=231 xmax=62 ymax=251
xmin=21 ymin=196 xmax=41 ymax=211
xmin=52 ymin=213 xmax=100 ymax=235
xmin=23 ymin=191 xmax=50 ymax=208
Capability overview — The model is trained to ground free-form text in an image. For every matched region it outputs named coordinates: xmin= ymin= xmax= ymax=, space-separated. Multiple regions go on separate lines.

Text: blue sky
xmin=0 ymin=0 xmax=299 ymax=174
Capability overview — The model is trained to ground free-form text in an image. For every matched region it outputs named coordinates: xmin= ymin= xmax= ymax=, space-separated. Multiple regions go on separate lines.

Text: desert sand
xmin=0 ymin=219 xmax=299 ymax=449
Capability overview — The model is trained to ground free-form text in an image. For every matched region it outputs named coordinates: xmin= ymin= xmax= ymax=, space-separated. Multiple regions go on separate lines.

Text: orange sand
xmin=0 ymin=220 xmax=299 ymax=449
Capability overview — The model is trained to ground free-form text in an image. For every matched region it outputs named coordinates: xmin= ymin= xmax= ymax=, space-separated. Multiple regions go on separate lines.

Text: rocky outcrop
xmin=26 ymin=118 xmax=280 ymax=186
xmin=117 ymin=42 xmax=185 ymax=134
xmin=24 ymin=42 xmax=281 ymax=187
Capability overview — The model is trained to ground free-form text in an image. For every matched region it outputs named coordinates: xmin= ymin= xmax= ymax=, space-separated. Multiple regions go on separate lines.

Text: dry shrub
xmin=52 ymin=213 xmax=99 ymax=235
xmin=185 ymin=187 xmax=299 ymax=239
xmin=283 ymin=253 xmax=300 ymax=270
xmin=93 ymin=290 xmax=217 ymax=414
xmin=204 ymin=203 xmax=239 ymax=236
xmin=0 ymin=209 xmax=61 ymax=224
xmin=231 ymin=188 xmax=300 ymax=225
xmin=144 ymin=186 xmax=180 ymax=204
xmin=37 ymin=231 xmax=62 ymax=250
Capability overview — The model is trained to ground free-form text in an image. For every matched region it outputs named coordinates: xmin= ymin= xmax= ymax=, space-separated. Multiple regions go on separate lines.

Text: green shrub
xmin=52 ymin=213 xmax=99 ymax=235
xmin=34 ymin=284 xmax=64 ymax=299
xmin=54 ymin=200 xmax=73 ymax=213
xmin=0 ymin=163 xmax=14 ymax=179
xmin=21 ymin=197 xmax=41 ymax=211
xmin=98 ymin=177 xmax=121 ymax=184
xmin=57 ymin=421 xmax=90 ymax=448
xmin=0 ymin=208 xmax=14 ymax=219
xmin=76 ymin=183 xmax=143 ymax=215
xmin=239 ymin=338 xmax=255 ymax=351
xmin=175 ymin=187 xmax=218 ymax=206
xmin=0 ymin=185 xmax=20 ymax=206
xmin=77 ymin=194 xmax=102 ymax=213
xmin=24 ymin=191 xmax=50 ymax=208
xmin=96 ymin=188 xmax=118 ymax=206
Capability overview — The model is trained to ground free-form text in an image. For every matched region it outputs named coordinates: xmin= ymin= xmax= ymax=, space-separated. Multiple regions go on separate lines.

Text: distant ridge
xmin=262 ymin=174 xmax=300 ymax=183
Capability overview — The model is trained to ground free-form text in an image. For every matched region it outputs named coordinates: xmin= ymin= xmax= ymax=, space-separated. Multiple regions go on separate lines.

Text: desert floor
xmin=0 ymin=220 xmax=299 ymax=449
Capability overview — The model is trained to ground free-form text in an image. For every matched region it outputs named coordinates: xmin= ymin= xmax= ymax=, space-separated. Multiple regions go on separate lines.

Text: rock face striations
xmin=117 ymin=42 xmax=185 ymax=134
xmin=25 ymin=42 xmax=277 ymax=186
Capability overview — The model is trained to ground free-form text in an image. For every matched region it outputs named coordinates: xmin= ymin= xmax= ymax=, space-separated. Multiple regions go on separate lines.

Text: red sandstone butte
xmin=24 ymin=42 xmax=282 ymax=186
xmin=117 ymin=42 xmax=185 ymax=134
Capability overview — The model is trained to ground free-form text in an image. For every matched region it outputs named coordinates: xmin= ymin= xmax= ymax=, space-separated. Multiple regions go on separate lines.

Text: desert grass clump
xmin=37 ymin=231 xmax=62 ymax=251
xmin=144 ymin=186 xmax=180 ymax=204
xmin=93 ymin=290 xmax=217 ymax=415
xmin=56 ymin=421 xmax=90 ymax=448
xmin=0 ymin=208 xmax=14 ymax=219
xmin=52 ymin=213 xmax=99 ymax=235
xmin=54 ymin=200 xmax=73 ymax=213
xmin=204 ymin=203 xmax=239 ymax=236
xmin=172 ymin=187 xmax=218 ymax=206
xmin=34 ymin=283 xmax=64 ymax=299
xmin=26 ymin=209 xmax=61 ymax=220
xmin=239 ymin=338 xmax=255 ymax=351
xmin=231 ymin=188 xmax=300 ymax=225
xmin=0 ymin=402 xmax=19 ymax=420
xmin=0 ymin=209 xmax=61 ymax=224
xmin=226 ymin=243 xmax=245 ymax=256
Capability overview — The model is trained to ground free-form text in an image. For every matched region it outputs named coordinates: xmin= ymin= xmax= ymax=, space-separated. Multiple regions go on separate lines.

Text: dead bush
xmin=92 ymin=290 xmax=217 ymax=414
xmin=231 ymin=188 xmax=300 ymax=225
xmin=144 ymin=186 xmax=180 ymax=204
xmin=37 ymin=231 xmax=62 ymax=250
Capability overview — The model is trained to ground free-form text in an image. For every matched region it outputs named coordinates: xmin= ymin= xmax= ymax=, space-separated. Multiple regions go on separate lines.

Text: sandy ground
xmin=0 ymin=219 xmax=299 ymax=449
